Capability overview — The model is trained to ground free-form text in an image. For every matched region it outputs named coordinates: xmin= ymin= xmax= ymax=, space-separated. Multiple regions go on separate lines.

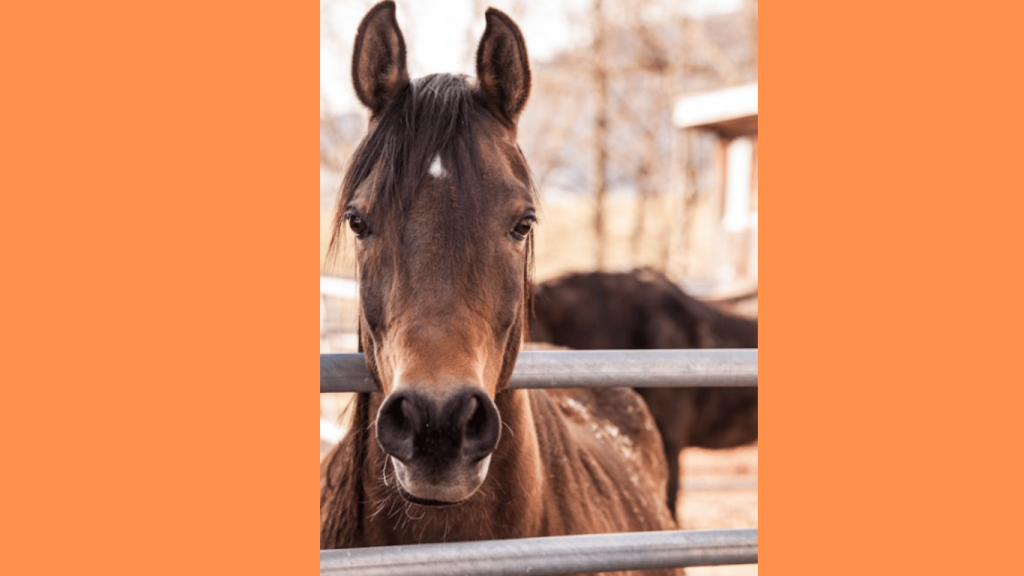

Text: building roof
xmin=673 ymin=83 xmax=758 ymax=138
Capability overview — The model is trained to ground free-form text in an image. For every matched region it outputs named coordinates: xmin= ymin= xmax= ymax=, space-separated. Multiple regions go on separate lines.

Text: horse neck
xmin=356 ymin=387 xmax=548 ymax=544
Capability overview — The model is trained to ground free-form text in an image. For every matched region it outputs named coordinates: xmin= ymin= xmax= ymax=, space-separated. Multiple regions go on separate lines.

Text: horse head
xmin=332 ymin=1 xmax=535 ymax=507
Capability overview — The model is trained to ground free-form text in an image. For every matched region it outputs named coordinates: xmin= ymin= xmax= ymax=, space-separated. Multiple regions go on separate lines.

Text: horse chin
xmin=390 ymin=455 xmax=492 ymax=507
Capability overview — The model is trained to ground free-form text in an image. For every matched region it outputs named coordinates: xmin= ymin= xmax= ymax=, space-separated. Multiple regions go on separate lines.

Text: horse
xmin=319 ymin=4 xmax=679 ymax=572
xmin=530 ymin=268 xmax=759 ymax=518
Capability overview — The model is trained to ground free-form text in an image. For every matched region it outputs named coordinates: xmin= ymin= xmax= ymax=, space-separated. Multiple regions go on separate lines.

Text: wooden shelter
xmin=674 ymin=83 xmax=758 ymax=293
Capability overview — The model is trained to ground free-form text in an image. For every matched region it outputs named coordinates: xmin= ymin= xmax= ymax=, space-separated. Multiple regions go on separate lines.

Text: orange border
xmin=3 ymin=1 xmax=309 ymax=574
xmin=766 ymin=2 xmax=1024 ymax=575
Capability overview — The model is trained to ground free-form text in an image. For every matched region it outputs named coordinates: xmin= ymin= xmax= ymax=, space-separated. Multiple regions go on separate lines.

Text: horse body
xmin=531 ymin=268 xmax=759 ymax=517
xmin=321 ymin=4 xmax=678 ymax=574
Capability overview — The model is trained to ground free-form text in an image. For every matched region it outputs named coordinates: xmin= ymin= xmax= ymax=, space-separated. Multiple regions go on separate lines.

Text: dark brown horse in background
xmin=320 ymin=5 xmax=678 ymax=572
xmin=531 ymin=268 xmax=759 ymax=517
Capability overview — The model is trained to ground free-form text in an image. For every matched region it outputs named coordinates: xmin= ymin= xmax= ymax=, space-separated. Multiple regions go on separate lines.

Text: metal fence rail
xmin=321 ymin=529 xmax=758 ymax=576
xmin=321 ymin=349 xmax=758 ymax=393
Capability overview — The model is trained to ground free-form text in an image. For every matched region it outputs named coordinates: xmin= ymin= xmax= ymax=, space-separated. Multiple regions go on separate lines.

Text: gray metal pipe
xmin=321 ymin=349 xmax=758 ymax=393
xmin=320 ymin=528 xmax=758 ymax=576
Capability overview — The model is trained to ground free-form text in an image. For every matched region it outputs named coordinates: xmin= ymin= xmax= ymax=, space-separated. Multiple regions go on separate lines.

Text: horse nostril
xmin=461 ymin=397 xmax=487 ymax=440
xmin=376 ymin=393 xmax=422 ymax=463
xmin=459 ymin=391 xmax=501 ymax=462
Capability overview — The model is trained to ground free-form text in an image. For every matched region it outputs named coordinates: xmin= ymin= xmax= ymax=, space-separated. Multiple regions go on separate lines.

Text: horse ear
xmin=476 ymin=8 xmax=531 ymax=125
xmin=352 ymin=1 xmax=409 ymax=115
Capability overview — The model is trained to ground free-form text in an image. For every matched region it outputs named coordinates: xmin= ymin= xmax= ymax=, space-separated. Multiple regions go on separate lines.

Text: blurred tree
xmin=592 ymin=0 xmax=610 ymax=270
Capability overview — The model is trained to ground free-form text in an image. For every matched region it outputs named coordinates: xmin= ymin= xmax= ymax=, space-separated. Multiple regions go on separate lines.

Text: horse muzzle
xmin=375 ymin=388 xmax=501 ymax=505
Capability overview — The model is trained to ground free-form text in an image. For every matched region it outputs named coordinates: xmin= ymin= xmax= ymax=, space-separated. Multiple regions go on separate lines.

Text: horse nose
xmin=376 ymin=389 xmax=501 ymax=464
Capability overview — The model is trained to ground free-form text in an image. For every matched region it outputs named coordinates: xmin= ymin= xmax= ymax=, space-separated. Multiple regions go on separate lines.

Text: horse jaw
xmin=389 ymin=454 xmax=493 ymax=507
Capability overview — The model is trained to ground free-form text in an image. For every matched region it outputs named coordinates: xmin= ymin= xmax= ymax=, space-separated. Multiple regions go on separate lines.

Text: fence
xmin=321 ymin=528 xmax=758 ymax=576
xmin=321 ymin=349 xmax=758 ymax=393
xmin=320 ymin=348 xmax=759 ymax=575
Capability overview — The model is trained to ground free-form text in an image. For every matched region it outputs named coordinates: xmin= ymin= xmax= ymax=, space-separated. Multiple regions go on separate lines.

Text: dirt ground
xmin=678 ymin=445 xmax=759 ymax=576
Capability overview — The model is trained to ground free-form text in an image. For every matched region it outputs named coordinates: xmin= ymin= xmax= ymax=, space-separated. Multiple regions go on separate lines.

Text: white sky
xmin=321 ymin=0 xmax=743 ymax=116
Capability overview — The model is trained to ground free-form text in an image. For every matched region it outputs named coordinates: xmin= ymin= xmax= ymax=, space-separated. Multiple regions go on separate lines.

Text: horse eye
xmin=348 ymin=215 xmax=370 ymax=239
xmin=512 ymin=218 xmax=535 ymax=240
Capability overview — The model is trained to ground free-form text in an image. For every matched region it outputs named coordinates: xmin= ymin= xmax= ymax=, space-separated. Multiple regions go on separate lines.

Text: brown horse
xmin=320 ymin=3 xmax=678 ymax=572
xmin=531 ymin=268 xmax=759 ymax=518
